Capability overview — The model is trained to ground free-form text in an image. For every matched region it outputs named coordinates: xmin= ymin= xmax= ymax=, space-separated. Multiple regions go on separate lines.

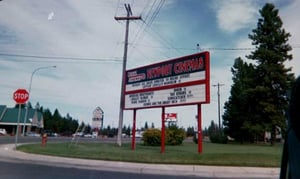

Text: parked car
xmin=73 ymin=132 xmax=84 ymax=137
xmin=43 ymin=130 xmax=58 ymax=137
xmin=26 ymin=132 xmax=40 ymax=137
xmin=83 ymin=133 xmax=92 ymax=138
xmin=0 ymin=128 xmax=7 ymax=136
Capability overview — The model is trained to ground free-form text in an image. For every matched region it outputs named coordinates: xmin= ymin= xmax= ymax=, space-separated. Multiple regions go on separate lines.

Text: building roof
xmin=0 ymin=105 xmax=7 ymax=119
xmin=0 ymin=105 xmax=43 ymax=127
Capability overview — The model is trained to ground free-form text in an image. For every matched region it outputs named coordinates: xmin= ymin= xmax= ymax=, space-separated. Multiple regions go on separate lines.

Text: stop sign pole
xmin=13 ymin=89 xmax=29 ymax=149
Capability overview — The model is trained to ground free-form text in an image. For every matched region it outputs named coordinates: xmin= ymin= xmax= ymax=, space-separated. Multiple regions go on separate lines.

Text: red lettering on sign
xmin=174 ymin=57 xmax=204 ymax=74
xmin=147 ymin=64 xmax=173 ymax=80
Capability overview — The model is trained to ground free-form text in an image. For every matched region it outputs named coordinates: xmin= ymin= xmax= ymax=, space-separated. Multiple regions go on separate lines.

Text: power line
xmin=128 ymin=0 xmax=167 ymax=60
xmin=0 ymin=53 xmax=122 ymax=63
xmin=129 ymin=44 xmax=300 ymax=51
xmin=1 ymin=44 xmax=299 ymax=64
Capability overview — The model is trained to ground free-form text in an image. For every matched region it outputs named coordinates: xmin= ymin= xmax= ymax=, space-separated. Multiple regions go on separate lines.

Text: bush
xmin=193 ymin=133 xmax=198 ymax=144
xmin=142 ymin=126 xmax=186 ymax=146
xmin=210 ymin=132 xmax=228 ymax=144
xmin=166 ymin=125 xmax=186 ymax=145
xmin=142 ymin=128 xmax=161 ymax=146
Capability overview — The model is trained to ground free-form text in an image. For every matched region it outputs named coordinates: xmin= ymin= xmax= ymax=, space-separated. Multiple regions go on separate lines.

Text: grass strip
xmin=18 ymin=141 xmax=282 ymax=167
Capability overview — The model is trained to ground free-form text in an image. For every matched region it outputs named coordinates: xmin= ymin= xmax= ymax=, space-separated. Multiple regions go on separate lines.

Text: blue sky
xmin=0 ymin=0 xmax=299 ymax=129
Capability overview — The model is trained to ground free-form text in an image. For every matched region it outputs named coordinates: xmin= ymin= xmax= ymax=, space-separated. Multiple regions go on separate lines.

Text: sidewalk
xmin=0 ymin=144 xmax=280 ymax=178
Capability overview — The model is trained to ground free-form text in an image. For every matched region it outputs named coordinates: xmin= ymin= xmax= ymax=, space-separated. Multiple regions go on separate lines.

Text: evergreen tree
xmin=43 ymin=108 xmax=53 ymax=130
xmin=223 ymin=58 xmax=257 ymax=143
xmin=224 ymin=3 xmax=294 ymax=144
xmin=144 ymin=122 xmax=149 ymax=130
xmin=247 ymin=3 xmax=294 ymax=144
xmin=53 ymin=109 xmax=63 ymax=132
xmin=151 ymin=122 xmax=155 ymax=128
xmin=126 ymin=125 xmax=131 ymax=136
xmin=186 ymin=126 xmax=195 ymax=137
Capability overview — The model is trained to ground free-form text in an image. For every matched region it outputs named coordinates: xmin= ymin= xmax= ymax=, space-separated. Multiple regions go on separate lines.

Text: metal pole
xmin=161 ymin=107 xmax=165 ymax=153
xmin=15 ymin=104 xmax=21 ymax=149
xmin=131 ymin=109 xmax=136 ymax=150
xmin=197 ymin=104 xmax=202 ymax=153
xmin=22 ymin=65 xmax=56 ymax=136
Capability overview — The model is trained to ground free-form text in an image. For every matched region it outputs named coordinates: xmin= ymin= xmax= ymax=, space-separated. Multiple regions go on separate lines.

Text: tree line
xmin=43 ymin=108 xmax=79 ymax=136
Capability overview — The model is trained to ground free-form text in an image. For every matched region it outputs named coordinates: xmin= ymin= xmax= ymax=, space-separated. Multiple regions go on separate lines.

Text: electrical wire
xmin=0 ymin=53 xmax=122 ymax=63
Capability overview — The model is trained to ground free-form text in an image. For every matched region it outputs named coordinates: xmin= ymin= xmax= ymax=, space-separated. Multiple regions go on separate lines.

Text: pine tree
xmin=223 ymin=3 xmax=295 ymax=144
xmin=247 ymin=3 xmax=294 ymax=144
xmin=223 ymin=57 xmax=257 ymax=143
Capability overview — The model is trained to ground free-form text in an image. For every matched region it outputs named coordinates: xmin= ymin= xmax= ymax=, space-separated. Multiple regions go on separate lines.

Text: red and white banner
xmin=165 ymin=113 xmax=177 ymax=122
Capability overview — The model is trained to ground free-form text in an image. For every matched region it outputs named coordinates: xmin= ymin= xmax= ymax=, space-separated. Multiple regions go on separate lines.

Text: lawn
xmin=17 ymin=141 xmax=283 ymax=167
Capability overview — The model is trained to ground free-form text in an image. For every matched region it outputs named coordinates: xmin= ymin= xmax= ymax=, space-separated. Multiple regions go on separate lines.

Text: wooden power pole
xmin=115 ymin=4 xmax=141 ymax=146
xmin=213 ymin=83 xmax=224 ymax=129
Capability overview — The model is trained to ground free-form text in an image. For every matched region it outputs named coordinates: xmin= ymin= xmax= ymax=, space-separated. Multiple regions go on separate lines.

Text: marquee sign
xmin=124 ymin=51 xmax=210 ymax=110
xmin=92 ymin=107 xmax=104 ymax=129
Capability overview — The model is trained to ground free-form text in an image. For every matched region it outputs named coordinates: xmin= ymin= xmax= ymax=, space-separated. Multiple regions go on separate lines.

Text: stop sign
xmin=13 ymin=89 xmax=29 ymax=104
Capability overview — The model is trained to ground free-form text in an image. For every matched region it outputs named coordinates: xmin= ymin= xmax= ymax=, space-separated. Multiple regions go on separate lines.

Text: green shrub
xmin=166 ymin=125 xmax=186 ymax=145
xmin=142 ymin=128 xmax=161 ymax=146
xmin=210 ymin=132 xmax=228 ymax=144
xmin=193 ymin=133 xmax=198 ymax=144
xmin=143 ymin=126 xmax=186 ymax=146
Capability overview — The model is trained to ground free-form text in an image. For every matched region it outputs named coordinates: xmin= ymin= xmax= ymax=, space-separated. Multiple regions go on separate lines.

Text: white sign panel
xmin=125 ymin=84 xmax=206 ymax=109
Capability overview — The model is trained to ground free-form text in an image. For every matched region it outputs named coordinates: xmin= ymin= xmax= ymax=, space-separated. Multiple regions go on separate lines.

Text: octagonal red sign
xmin=13 ymin=89 xmax=29 ymax=104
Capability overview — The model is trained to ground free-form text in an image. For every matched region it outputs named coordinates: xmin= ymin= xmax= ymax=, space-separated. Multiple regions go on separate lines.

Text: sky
xmin=0 ymin=0 xmax=299 ymax=130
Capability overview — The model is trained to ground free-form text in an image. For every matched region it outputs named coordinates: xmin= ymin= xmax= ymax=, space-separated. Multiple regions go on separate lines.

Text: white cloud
xmin=280 ymin=0 xmax=300 ymax=77
xmin=213 ymin=0 xmax=259 ymax=33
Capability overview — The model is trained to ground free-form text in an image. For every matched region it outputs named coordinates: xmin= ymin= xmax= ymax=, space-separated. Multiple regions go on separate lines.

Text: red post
xmin=42 ymin=133 xmax=47 ymax=147
xmin=131 ymin=109 xmax=136 ymax=150
xmin=197 ymin=104 xmax=202 ymax=153
xmin=161 ymin=107 xmax=165 ymax=153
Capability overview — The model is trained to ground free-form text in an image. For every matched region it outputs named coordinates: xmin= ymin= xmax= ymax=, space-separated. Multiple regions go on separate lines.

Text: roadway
xmin=0 ymin=160 xmax=201 ymax=179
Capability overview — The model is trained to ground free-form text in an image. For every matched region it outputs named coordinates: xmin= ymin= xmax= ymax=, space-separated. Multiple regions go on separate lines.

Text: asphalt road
xmin=0 ymin=160 xmax=202 ymax=179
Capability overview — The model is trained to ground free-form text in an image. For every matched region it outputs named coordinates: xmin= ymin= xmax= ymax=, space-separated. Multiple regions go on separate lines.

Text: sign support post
xmin=15 ymin=104 xmax=21 ymax=149
xmin=131 ymin=109 xmax=137 ymax=150
xmin=13 ymin=88 xmax=29 ymax=149
xmin=197 ymin=104 xmax=202 ymax=153
xmin=161 ymin=107 xmax=165 ymax=153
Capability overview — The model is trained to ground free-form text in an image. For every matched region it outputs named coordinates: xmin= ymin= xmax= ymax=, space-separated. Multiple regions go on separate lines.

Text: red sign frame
xmin=124 ymin=51 xmax=210 ymax=110
xmin=125 ymin=52 xmax=210 ymax=154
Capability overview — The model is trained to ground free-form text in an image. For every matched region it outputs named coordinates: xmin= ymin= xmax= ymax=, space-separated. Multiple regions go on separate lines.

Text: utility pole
xmin=115 ymin=4 xmax=141 ymax=146
xmin=213 ymin=83 xmax=224 ymax=129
